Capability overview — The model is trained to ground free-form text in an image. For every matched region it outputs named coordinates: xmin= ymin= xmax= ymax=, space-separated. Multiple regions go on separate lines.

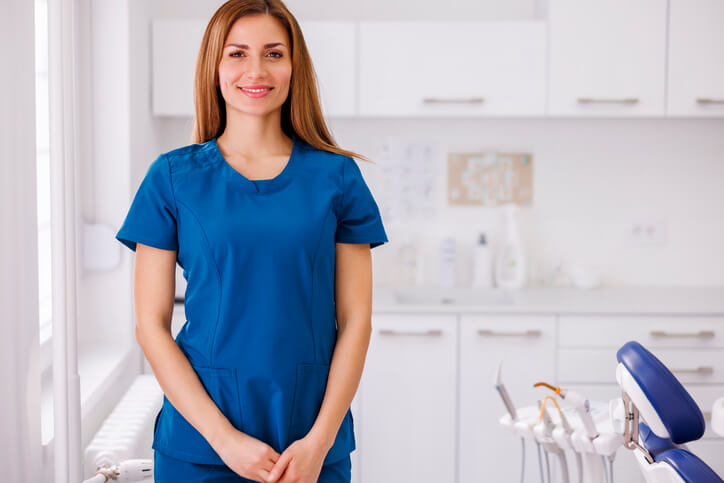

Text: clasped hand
xmin=265 ymin=435 xmax=327 ymax=483
xmin=214 ymin=428 xmax=327 ymax=483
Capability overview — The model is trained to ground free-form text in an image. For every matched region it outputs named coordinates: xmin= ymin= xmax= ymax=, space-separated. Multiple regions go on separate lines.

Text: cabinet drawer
xmin=559 ymin=315 xmax=724 ymax=349
xmin=461 ymin=314 xmax=556 ymax=346
xmin=559 ymin=348 xmax=724 ymax=384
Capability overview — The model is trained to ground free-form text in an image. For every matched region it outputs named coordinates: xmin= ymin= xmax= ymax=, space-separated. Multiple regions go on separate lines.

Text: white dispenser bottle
xmin=397 ymin=236 xmax=419 ymax=287
xmin=471 ymin=232 xmax=493 ymax=288
xmin=495 ymin=205 xmax=526 ymax=289
xmin=439 ymin=237 xmax=457 ymax=288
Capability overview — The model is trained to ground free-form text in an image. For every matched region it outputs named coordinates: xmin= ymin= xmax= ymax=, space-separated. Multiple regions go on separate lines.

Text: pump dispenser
xmin=472 ymin=232 xmax=492 ymax=288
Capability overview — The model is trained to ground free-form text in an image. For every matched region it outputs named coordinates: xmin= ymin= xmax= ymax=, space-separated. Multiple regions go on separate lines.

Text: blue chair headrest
xmin=616 ymin=341 xmax=705 ymax=444
xmin=639 ymin=421 xmax=675 ymax=457
xmin=655 ymin=449 xmax=724 ymax=483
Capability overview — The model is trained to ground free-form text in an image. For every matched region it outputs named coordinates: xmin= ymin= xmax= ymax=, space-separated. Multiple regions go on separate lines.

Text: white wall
xmin=328 ymin=118 xmax=724 ymax=287
xmin=152 ymin=0 xmax=544 ymax=21
xmin=127 ymin=0 xmax=724 ymax=288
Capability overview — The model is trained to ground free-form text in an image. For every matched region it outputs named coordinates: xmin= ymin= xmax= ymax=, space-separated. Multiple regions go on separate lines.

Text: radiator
xmin=83 ymin=375 xmax=163 ymax=479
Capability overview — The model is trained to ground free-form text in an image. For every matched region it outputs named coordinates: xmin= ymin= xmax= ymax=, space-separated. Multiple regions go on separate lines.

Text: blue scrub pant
xmin=153 ymin=449 xmax=352 ymax=483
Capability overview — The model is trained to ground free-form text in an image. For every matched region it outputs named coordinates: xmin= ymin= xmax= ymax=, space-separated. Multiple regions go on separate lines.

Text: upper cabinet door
xmin=667 ymin=0 xmax=724 ymax=117
xmin=298 ymin=21 xmax=357 ymax=118
xmin=359 ymin=21 xmax=547 ymax=117
xmin=152 ymin=20 xmax=206 ymax=117
xmin=547 ymin=0 xmax=667 ymax=117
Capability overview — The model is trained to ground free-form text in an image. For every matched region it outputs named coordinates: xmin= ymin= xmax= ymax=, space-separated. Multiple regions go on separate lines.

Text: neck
xmin=218 ymin=106 xmax=291 ymax=158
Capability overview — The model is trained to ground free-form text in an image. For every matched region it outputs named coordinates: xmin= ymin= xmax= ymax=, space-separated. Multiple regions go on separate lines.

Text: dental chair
xmin=616 ymin=341 xmax=723 ymax=483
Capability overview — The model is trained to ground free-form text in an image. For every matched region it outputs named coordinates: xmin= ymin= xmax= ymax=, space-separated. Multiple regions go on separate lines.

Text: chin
xmin=236 ymin=106 xmax=281 ymax=117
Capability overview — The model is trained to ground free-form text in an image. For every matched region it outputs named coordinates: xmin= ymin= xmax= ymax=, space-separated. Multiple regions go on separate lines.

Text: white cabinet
xmin=298 ymin=21 xmax=357 ymax=117
xmin=150 ymin=13 xmax=720 ymax=120
xmin=151 ymin=19 xmax=206 ymax=117
xmin=151 ymin=20 xmax=356 ymax=117
xmin=667 ymin=0 xmax=724 ymax=117
xmin=358 ymin=313 xmax=457 ymax=482
xmin=359 ymin=21 xmax=547 ymax=117
xmin=547 ymin=0 xmax=667 ymax=117
xmin=458 ymin=315 xmax=556 ymax=483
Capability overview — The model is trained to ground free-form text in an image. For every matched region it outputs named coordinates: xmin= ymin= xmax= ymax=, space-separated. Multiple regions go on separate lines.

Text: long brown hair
xmin=191 ymin=0 xmax=371 ymax=163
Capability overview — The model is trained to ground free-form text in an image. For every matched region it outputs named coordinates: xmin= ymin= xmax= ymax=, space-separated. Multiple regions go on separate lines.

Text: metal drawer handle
xmin=670 ymin=366 xmax=714 ymax=375
xmin=577 ymin=97 xmax=639 ymax=104
xmin=650 ymin=330 xmax=715 ymax=339
xmin=423 ymin=97 xmax=485 ymax=104
xmin=477 ymin=329 xmax=542 ymax=337
xmin=379 ymin=329 xmax=443 ymax=337
xmin=696 ymin=98 xmax=724 ymax=105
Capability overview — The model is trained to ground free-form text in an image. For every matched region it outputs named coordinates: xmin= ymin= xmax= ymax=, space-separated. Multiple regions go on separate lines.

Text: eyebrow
xmin=224 ymin=42 xmax=287 ymax=49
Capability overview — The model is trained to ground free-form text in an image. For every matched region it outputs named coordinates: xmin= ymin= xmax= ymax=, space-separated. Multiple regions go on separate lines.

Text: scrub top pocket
xmin=288 ymin=362 xmax=357 ymax=466
xmin=155 ymin=366 xmax=242 ymax=464
xmin=289 ymin=362 xmax=330 ymax=445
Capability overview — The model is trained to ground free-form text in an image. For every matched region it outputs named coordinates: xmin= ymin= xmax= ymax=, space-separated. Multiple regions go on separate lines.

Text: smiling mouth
xmin=238 ymin=87 xmax=273 ymax=93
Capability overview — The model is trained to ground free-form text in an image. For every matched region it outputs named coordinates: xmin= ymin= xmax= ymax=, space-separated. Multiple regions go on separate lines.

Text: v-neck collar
xmin=210 ymin=134 xmax=299 ymax=194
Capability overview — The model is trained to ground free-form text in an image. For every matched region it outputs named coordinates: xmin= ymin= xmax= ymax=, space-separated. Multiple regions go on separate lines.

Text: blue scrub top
xmin=116 ymin=134 xmax=388 ymax=466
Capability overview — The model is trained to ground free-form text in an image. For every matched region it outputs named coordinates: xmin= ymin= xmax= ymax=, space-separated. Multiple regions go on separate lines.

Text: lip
xmin=238 ymin=85 xmax=273 ymax=98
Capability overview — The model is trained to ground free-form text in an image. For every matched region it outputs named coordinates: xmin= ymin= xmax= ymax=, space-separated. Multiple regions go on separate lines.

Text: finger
xmin=267 ymin=446 xmax=281 ymax=462
xmin=257 ymin=469 xmax=272 ymax=483
xmin=260 ymin=456 xmax=277 ymax=473
xmin=267 ymin=451 xmax=292 ymax=482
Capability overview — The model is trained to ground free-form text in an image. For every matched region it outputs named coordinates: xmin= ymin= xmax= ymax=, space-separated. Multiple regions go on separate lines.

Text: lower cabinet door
xmin=458 ymin=314 xmax=556 ymax=483
xmin=358 ymin=313 xmax=457 ymax=483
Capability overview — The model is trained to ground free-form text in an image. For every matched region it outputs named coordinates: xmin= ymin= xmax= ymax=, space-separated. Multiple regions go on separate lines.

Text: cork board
xmin=447 ymin=152 xmax=533 ymax=206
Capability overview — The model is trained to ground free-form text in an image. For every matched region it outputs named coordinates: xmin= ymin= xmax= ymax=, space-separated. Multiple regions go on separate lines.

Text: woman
xmin=115 ymin=1 xmax=388 ymax=481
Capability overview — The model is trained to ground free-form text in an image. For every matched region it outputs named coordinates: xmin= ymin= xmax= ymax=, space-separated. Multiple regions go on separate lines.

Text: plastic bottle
xmin=397 ymin=237 xmax=419 ymax=287
xmin=471 ymin=232 xmax=493 ymax=289
xmin=494 ymin=204 xmax=526 ymax=289
xmin=439 ymin=237 xmax=457 ymax=288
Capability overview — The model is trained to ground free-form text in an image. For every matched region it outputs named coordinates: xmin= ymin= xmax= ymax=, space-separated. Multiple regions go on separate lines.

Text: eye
xmin=229 ymin=51 xmax=243 ymax=57
xmin=268 ymin=51 xmax=283 ymax=58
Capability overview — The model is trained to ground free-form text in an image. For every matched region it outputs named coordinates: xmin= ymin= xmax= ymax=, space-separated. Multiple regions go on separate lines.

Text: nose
xmin=245 ymin=55 xmax=267 ymax=79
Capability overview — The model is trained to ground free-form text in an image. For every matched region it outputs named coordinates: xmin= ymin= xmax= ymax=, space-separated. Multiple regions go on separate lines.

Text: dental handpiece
xmin=533 ymin=382 xmax=599 ymax=440
xmin=559 ymin=389 xmax=599 ymax=439
xmin=494 ymin=361 xmax=518 ymax=421
xmin=537 ymin=399 xmax=556 ymax=434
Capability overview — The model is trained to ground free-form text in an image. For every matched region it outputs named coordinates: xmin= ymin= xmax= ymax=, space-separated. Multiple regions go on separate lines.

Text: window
xmin=35 ymin=0 xmax=54 ymax=447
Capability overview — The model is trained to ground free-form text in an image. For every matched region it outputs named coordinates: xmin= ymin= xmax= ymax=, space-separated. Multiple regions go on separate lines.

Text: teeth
xmin=242 ymin=87 xmax=270 ymax=93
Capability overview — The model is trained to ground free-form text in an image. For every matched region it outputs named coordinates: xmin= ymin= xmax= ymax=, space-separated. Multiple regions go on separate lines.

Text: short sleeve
xmin=115 ymin=153 xmax=178 ymax=252
xmin=335 ymin=157 xmax=389 ymax=249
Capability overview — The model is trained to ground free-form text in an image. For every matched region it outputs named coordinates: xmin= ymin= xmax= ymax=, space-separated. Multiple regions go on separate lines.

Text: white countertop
xmin=372 ymin=285 xmax=724 ymax=315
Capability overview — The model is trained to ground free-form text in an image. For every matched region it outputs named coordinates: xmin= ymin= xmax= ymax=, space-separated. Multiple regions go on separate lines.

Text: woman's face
xmin=218 ymin=14 xmax=292 ymax=117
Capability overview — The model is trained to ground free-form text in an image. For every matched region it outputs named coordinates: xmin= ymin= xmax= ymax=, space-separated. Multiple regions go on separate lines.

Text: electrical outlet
xmin=629 ymin=219 xmax=667 ymax=245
